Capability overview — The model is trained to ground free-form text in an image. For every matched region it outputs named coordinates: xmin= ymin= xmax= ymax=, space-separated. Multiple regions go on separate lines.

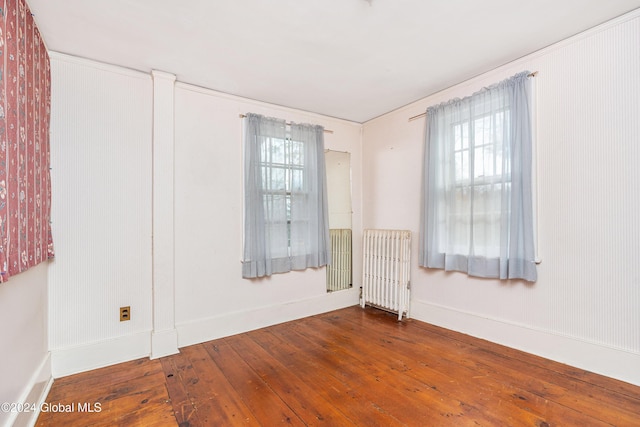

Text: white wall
xmin=0 ymin=263 xmax=51 ymax=427
xmin=362 ymin=11 xmax=640 ymax=385
xmin=46 ymin=53 xmax=363 ymax=376
xmin=48 ymin=54 xmax=154 ymax=377
xmin=173 ymin=83 xmax=362 ymax=347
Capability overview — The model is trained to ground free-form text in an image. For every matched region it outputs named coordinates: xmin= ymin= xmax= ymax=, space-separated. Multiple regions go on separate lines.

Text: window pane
xmin=271 ymin=138 xmax=286 ymax=164
xmin=474 ymin=146 xmax=484 ymax=178
xmin=487 ymin=144 xmax=496 ymax=177
xmin=291 ymin=168 xmax=304 ymax=192
xmin=454 ymin=124 xmax=462 ymax=151
xmin=450 ymin=186 xmax=470 ymax=253
xmin=262 ymin=166 xmax=286 ymax=191
xmin=474 ymin=116 xmax=486 ymax=146
xmin=264 ymin=193 xmax=287 ymax=219
xmin=462 ymin=123 xmax=469 ymax=149
xmin=471 ymin=182 xmax=502 ymax=258
xmin=290 ymin=140 xmax=304 ymax=166
xmin=494 ymin=143 xmax=502 ymax=177
xmin=455 ymin=150 xmax=470 ymax=182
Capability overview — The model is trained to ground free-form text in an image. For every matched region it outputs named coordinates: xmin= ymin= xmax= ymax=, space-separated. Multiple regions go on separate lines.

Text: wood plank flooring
xmin=36 ymin=306 xmax=640 ymax=426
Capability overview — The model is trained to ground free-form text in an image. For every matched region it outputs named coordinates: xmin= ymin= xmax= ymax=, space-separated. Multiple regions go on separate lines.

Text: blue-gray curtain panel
xmin=419 ymin=71 xmax=537 ymax=282
xmin=242 ymin=113 xmax=330 ymax=279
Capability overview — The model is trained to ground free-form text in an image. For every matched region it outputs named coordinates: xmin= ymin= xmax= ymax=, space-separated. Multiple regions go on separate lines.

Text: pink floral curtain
xmin=0 ymin=0 xmax=54 ymax=282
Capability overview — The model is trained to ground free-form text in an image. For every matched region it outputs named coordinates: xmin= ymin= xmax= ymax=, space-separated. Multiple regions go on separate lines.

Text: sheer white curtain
xmin=419 ymin=71 xmax=537 ymax=281
xmin=242 ymin=113 xmax=331 ymax=278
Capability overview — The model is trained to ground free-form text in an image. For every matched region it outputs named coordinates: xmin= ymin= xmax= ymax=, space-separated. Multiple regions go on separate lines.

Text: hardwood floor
xmin=36 ymin=306 xmax=640 ymax=426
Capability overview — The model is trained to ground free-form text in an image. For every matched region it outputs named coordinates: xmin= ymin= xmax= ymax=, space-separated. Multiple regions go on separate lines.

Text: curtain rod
xmin=407 ymin=71 xmax=538 ymax=122
xmin=239 ymin=114 xmax=334 ymax=134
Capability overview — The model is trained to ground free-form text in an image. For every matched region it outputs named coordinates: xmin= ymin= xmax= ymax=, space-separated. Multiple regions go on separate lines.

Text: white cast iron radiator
xmin=361 ymin=229 xmax=411 ymax=320
xmin=327 ymin=229 xmax=352 ymax=291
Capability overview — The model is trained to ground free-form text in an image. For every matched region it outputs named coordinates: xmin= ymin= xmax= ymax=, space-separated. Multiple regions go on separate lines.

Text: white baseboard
xmin=150 ymin=329 xmax=179 ymax=359
xmin=6 ymin=352 xmax=53 ymax=427
xmin=411 ymin=299 xmax=640 ymax=387
xmin=49 ymin=291 xmax=359 ymax=377
xmin=51 ymin=331 xmax=151 ymax=378
xmin=177 ymin=288 xmax=360 ymax=348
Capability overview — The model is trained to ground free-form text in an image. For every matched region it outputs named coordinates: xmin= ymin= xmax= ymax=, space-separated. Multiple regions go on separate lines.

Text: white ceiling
xmin=28 ymin=0 xmax=640 ymax=123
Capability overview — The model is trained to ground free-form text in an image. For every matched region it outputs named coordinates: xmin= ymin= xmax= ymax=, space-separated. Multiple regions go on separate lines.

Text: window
xmin=419 ymin=72 xmax=537 ymax=281
xmin=259 ymin=133 xmax=305 ymax=253
xmin=242 ymin=113 xmax=330 ymax=279
xmin=450 ymin=109 xmax=508 ymax=258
